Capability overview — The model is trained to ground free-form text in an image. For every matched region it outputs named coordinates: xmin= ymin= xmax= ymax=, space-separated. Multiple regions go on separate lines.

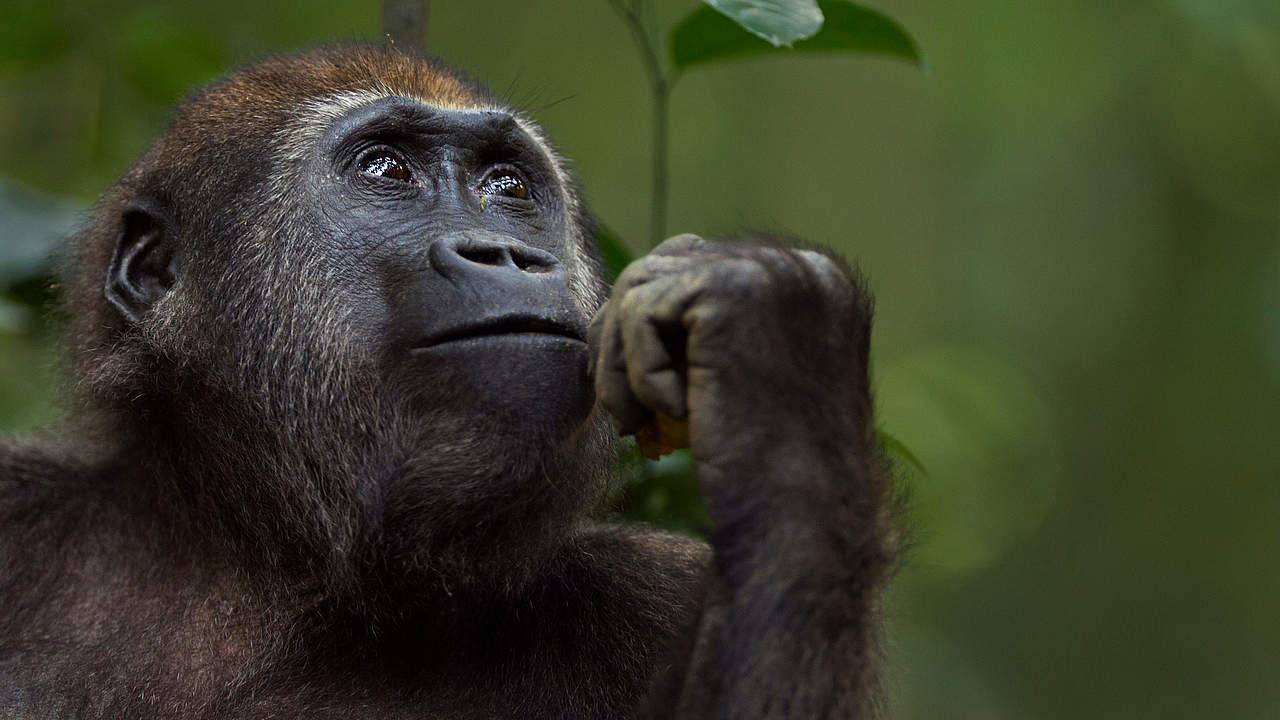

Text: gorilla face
xmin=298 ymin=96 xmax=612 ymax=577
xmin=311 ymin=96 xmax=598 ymax=442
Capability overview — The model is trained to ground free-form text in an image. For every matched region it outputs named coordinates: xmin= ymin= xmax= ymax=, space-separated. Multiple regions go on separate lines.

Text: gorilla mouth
xmin=414 ymin=316 xmax=586 ymax=350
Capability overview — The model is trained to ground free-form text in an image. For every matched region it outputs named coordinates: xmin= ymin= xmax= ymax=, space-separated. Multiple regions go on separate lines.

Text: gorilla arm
xmin=589 ymin=235 xmax=897 ymax=719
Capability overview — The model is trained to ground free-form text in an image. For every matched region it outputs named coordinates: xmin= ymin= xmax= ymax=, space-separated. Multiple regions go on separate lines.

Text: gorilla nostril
xmin=430 ymin=233 xmax=562 ymax=279
xmin=510 ymin=247 xmax=556 ymax=274
xmin=457 ymin=245 xmax=509 ymax=267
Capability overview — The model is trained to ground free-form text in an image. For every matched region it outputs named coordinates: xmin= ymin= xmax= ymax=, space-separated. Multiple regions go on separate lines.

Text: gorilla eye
xmin=359 ymin=151 xmax=413 ymax=182
xmin=479 ymin=169 xmax=529 ymax=200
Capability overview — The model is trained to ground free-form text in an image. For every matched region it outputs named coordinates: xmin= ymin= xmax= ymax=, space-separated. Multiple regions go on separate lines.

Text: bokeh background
xmin=1 ymin=1 xmax=1277 ymax=717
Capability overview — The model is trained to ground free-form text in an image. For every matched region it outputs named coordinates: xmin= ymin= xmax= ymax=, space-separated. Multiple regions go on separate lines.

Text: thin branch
xmin=608 ymin=0 xmax=666 ymax=101
xmin=382 ymin=0 xmax=430 ymax=51
xmin=608 ymin=0 xmax=673 ymax=248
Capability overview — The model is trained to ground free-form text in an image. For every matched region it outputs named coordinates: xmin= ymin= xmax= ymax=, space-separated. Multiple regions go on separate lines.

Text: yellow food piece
xmin=634 ymin=412 xmax=690 ymax=460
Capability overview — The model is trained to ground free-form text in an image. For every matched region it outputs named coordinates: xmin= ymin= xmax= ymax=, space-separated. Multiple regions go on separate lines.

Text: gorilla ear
xmin=106 ymin=200 xmax=177 ymax=323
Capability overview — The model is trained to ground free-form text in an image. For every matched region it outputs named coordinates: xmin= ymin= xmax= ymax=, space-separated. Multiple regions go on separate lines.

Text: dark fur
xmin=0 ymin=47 xmax=898 ymax=718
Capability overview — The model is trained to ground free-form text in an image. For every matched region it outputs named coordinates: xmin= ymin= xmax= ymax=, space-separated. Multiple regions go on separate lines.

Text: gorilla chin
xmin=408 ymin=333 xmax=595 ymax=442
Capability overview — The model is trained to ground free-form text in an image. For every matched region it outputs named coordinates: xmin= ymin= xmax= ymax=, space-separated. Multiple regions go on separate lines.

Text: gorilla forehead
xmin=173 ymin=46 xmax=497 ymax=135
xmin=322 ymin=96 xmax=525 ymax=151
xmin=158 ymin=47 xmax=576 ymax=211
xmin=173 ymin=49 xmax=567 ymax=183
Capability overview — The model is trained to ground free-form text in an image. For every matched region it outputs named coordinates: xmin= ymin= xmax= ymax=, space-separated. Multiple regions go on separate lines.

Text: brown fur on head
xmin=56 ymin=46 xmax=612 ymax=604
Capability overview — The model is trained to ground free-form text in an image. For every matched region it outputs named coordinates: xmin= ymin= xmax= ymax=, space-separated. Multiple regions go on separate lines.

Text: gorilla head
xmin=61 ymin=47 xmax=615 ymax=603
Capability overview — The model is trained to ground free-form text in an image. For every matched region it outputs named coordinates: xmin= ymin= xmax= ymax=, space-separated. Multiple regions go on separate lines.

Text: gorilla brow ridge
xmin=269 ymin=86 xmax=602 ymax=313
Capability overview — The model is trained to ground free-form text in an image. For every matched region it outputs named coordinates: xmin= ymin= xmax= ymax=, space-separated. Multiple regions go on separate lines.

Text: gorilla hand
xmin=588 ymin=233 xmax=872 ymax=474
xmin=589 ymin=233 xmax=888 ymax=718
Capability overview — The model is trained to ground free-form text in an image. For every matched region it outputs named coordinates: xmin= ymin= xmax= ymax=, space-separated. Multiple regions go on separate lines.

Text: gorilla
xmin=0 ymin=47 xmax=898 ymax=719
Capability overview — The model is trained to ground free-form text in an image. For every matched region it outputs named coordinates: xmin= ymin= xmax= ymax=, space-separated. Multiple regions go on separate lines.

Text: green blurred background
xmin=1 ymin=0 xmax=1277 ymax=717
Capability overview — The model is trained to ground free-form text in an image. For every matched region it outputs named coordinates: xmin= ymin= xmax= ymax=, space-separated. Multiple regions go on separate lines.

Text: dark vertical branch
xmin=382 ymin=0 xmax=431 ymax=51
xmin=608 ymin=0 xmax=673 ymax=249
xmin=650 ymin=81 xmax=671 ymax=250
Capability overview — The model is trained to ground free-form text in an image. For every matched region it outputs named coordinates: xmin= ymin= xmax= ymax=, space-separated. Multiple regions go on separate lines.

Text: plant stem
xmin=650 ymin=79 xmax=670 ymax=249
xmin=608 ymin=0 xmax=673 ymax=248
xmin=382 ymin=0 xmax=430 ymax=50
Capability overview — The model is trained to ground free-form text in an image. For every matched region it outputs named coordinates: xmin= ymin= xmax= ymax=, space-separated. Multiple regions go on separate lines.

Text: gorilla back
xmin=0 ymin=47 xmax=898 ymax=719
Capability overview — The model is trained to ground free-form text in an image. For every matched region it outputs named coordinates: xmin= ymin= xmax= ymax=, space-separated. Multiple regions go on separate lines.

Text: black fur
xmin=0 ymin=47 xmax=898 ymax=719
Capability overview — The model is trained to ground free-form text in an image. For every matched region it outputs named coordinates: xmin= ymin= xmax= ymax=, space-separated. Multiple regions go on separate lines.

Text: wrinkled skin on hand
xmin=589 ymin=233 xmax=872 ymax=473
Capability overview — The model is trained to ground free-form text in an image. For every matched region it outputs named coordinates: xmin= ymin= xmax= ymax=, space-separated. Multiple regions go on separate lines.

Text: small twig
xmin=608 ymin=0 xmax=674 ymax=248
xmin=382 ymin=0 xmax=430 ymax=51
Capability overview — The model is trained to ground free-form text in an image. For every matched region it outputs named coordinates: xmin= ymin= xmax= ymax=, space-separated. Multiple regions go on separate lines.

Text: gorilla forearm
xmin=678 ymin=452 xmax=893 ymax=718
xmin=654 ymin=440 xmax=893 ymax=718
xmin=596 ymin=236 xmax=896 ymax=718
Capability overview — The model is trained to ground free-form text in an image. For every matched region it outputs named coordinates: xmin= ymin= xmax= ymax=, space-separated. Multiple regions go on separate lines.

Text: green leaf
xmin=877 ymin=429 xmax=929 ymax=478
xmin=591 ymin=221 xmax=635 ymax=283
xmin=672 ymin=0 xmax=922 ymax=72
xmin=703 ymin=0 xmax=824 ymax=48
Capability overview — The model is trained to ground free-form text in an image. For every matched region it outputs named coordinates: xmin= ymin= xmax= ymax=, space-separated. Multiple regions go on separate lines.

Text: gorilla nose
xmin=429 ymin=232 xmax=561 ymax=280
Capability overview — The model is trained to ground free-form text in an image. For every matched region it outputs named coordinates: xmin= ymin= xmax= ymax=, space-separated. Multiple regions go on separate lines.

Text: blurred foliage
xmin=607 ymin=0 xmax=918 ymax=247
xmin=700 ymin=0 xmax=825 ymax=47
xmin=1 ymin=1 xmax=1279 ymax=718
xmin=672 ymin=0 xmax=920 ymax=70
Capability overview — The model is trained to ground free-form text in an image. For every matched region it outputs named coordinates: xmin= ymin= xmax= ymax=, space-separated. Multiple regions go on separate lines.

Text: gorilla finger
xmin=634 ymin=367 xmax=686 ymax=421
xmin=611 ymin=254 xmax=693 ymax=297
xmin=650 ymin=233 xmax=709 ymax=257
xmin=596 ymin=362 xmax=652 ymax=435
xmin=592 ymin=299 xmax=651 ymax=435
xmin=619 ymin=283 xmax=688 ymax=420
xmin=586 ymin=302 xmax=610 ymax=378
